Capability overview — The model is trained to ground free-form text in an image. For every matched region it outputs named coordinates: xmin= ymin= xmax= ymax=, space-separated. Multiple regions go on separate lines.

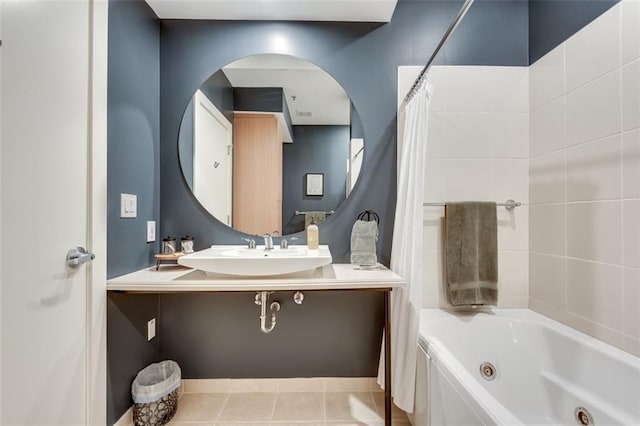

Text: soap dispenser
xmin=307 ymin=220 xmax=319 ymax=249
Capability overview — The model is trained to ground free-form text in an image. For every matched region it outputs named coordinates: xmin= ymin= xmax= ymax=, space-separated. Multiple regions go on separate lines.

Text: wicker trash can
xmin=131 ymin=360 xmax=181 ymax=426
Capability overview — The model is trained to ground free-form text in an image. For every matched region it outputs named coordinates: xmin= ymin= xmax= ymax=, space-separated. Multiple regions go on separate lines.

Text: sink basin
xmin=177 ymin=245 xmax=332 ymax=277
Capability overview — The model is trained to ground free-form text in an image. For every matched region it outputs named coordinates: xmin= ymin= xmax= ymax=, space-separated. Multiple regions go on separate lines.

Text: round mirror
xmin=178 ymin=54 xmax=364 ymax=236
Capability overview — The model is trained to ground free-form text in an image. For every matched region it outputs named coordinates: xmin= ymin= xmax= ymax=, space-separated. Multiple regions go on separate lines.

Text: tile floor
xmin=163 ymin=378 xmax=411 ymax=426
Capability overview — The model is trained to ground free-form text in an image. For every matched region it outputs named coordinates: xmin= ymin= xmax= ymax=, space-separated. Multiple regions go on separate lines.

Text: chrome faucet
xmin=262 ymin=231 xmax=279 ymax=250
xmin=280 ymin=236 xmax=297 ymax=249
xmin=242 ymin=237 xmax=256 ymax=249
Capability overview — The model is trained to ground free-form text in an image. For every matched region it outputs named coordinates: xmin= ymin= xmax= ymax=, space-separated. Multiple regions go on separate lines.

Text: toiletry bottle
xmin=307 ymin=220 xmax=319 ymax=249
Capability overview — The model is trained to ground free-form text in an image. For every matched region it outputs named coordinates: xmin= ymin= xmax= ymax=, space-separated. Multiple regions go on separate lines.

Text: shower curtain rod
xmin=403 ymin=0 xmax=475 ymax=103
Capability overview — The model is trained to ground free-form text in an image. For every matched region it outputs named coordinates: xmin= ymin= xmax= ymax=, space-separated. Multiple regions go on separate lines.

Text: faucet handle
xmin=242 ymin=238 xmax=256 ymax=249
xmin=280 ymin=237 xmax=297 ymax=249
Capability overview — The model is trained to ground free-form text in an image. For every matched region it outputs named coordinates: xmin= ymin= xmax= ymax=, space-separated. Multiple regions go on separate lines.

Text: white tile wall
xmin=497 ymin=251 xmax=529 ymax=306
xmin=622 ymin=129 xmax=640 ymax=198
xmin=442 ymin=159 xmax=493 ymax=200
xmin=496 ymin=206 xmax=529 ymax=251
xmin=530 ymin=97 xmax=566 ymax=157
xmin=566 ymin=259 xmax=624 ymax=330
xmin=444 ymin=66 xmax=528 ymax=113
xmin=529 ymin=253 xmax=566 ymax=311
xmin=622 ymin=0 xmax=640 ymax=65
xmin=529 ymin=0 xmax=640 ymax=357
xmin=529 ymin=44 xmax=565 ymax=110
xmin=530 ymin=204 xmax=566 ymax=256
xmin=566 ymin=71 xmax=621 ymax=146
xmin=624 ymin=267 xmax=640 ymax=338
xmin=622 ymin=59 xmax=640 ymax=131
xmin=530 ymin=151 xmax=566 ymax=204
xmin=624 ymin=200 xmax=640 ymax=268
xmin=565 ymin=5 xmax=620 ymax=93
xmin=400 ymin=65 xmax=530 ymax=309
xmin=494 ymin=113 xmax=530 ymax=158
xmin=566 ymin=201 xmax=622 ymax=264
xmin=444 ymin=113 xmax=495 ymax=158
xmin=566 ymin=135 xmax=621 ymax=201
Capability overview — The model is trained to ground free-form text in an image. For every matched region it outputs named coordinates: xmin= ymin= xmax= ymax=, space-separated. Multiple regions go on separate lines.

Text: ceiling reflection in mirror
xmin=178 ymin=54 xmax=364 ymax=236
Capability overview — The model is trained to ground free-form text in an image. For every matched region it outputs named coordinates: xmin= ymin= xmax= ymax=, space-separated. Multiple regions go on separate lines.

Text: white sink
xmin=177 ymin=245 xmax=332 ymax=277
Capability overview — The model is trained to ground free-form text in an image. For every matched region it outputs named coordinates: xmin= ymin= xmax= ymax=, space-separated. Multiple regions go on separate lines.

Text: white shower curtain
xmin=377 ymin=79 xmax=431 ymax=413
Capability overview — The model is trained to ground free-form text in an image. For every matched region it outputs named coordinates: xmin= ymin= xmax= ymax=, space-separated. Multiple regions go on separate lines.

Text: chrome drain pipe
xmin=255 ymin=291 xmax=280 ymax=334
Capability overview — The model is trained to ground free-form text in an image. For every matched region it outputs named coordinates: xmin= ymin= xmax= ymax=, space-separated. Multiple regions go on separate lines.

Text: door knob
xmin=66 ymin=247 xmax=95 ymax=267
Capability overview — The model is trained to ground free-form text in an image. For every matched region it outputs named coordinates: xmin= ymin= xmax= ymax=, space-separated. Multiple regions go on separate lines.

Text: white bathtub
xmin=415 ymin=309 xmax=640 ymax=426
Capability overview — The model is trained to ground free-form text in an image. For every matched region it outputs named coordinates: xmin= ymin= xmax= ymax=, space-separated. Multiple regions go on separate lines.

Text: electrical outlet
xmin=147 ymin=318 xmax=156 ymax=341
xmin=120 ymin=193 xmax=137 ymax=218
xmin=147 ymin=221 xmax=156 ymax=243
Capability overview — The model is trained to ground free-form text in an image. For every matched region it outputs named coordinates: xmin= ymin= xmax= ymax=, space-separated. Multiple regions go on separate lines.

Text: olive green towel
xmin=304 ymin=211 xmax=326 ymax=229
xmin=445 ymin=202 xmax=498 ymax=306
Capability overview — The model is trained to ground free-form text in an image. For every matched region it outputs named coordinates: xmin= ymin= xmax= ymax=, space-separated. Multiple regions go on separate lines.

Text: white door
xmin=0 ymin=1 xmax=107 ymax=424
xmin=193 ymin=89 xmax=233 ymax=226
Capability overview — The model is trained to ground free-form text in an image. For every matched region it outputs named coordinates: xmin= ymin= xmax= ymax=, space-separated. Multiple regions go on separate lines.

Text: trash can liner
xmin=132 ymin=360 xmax=181 ymax=404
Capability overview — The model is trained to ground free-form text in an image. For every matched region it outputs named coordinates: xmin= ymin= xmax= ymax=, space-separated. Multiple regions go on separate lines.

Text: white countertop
xmin=107 ymin=263 xmax=405 ymax=292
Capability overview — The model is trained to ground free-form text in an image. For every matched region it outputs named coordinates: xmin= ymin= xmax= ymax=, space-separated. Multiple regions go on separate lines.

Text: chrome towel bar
xmin=423 ymin=199 xmax=521 ymax=211
xmin=294 ymin=210 xmax=335 ymax=215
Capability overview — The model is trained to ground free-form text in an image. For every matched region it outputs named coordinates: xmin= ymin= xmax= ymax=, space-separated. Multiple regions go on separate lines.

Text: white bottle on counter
xmin=307 ymin=221 xmax=319 ymax=249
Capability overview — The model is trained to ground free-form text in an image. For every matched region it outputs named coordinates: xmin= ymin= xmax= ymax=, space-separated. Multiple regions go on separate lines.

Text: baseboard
xmin=112 ymin=406 xmax=132 ymax=426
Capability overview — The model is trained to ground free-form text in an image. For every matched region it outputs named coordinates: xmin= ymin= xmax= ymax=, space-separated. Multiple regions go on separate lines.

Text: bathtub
xmin=414 ymin=309 xmax=640 ymax=426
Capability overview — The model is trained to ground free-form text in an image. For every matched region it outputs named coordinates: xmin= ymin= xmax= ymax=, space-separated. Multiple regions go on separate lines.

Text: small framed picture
xmin=305 ymin=173 xmax=324 ymax=196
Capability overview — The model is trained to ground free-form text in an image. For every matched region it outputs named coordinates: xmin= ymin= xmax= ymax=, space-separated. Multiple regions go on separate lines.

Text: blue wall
xmin=107 ymin=293 xmax=159 ymax=425
xmin=107 ymin=0 xmax=160 ymax=423
xmin=529 ymin=0 xmax=620 ymax=63
xmin=282 ymin=125 xmax=350 ymax=234
xmin=107 ymin=0 xmax=160 ymax=278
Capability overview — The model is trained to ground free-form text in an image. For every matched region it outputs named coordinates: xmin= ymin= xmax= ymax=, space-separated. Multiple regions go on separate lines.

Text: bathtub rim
xmin=419 ymin=308 xmax=640 ymax=370
xmin=418 ymin=333 xmax=523 ymax=425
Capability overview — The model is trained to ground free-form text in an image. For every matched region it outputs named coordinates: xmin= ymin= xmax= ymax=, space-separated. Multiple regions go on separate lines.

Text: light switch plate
xmin=147 ymin=318 xmax=156 ymax=341
xmin=147 ymin=221 xmax=156 ymax=243
xmin=120 ymin=193 xmax=137 ymax=218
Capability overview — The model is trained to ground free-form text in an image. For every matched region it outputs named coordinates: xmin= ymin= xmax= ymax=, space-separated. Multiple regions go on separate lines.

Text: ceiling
xmin=145 ymin=0 xmax=399 ymax=22
xmin=222 ymin=54 xmax=351 ymax=126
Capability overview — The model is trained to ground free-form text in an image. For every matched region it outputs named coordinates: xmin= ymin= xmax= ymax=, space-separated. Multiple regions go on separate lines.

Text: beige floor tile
xmin=267 ymin=423 xmax=325 ymax=426
xmin=324 ymin=422 xmax=396 ymax=426
xmin=272 ymin=392 xmax=325 ymax=422
xmin=370 ymin=392 xmax=409 ymax=422
xmin=217 ymin=392 xmax=277 ymax=422
xmin=325 ymin=423 xmax=375 ymax=426
xmin=325 ymin=391 xmax=381 ymax=422
xmin=169 ymin=393 xmax=227 ymax=423
xmin=215 ymin=423 xmax=270 ymax=426
xmin=169 ymin=423 xmax=215 ymax=426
